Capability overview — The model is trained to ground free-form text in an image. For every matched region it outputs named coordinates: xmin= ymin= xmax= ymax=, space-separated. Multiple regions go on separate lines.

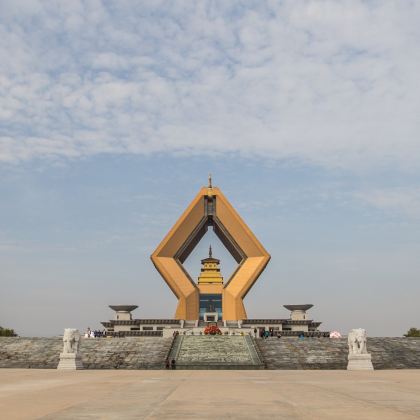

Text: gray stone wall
xmin=257 ymin=337 xmax=420 ymax=369
xmin=0 ymin=337 xmax=173 ymax=369
xmin=1 ymin=336 xmax=419 ymax=369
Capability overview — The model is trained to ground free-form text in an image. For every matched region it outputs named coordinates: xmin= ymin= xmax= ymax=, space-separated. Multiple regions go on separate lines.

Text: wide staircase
xmin=168 ymin=335 xmax=265 ymax=369
xmin=257 ymin=337 xmax=420 ymax=369
xmin=2 ymin=336 xmax=419 ymax=370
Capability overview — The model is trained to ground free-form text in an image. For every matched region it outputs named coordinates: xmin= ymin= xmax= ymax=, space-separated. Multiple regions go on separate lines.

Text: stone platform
xmin=1 ymin=337 xmax=420 ymax=370
xmin=1 ymin=369 xmax=420 ymax=419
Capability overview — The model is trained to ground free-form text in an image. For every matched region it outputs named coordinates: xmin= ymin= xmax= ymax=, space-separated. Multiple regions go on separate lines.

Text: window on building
xmin=199 ymin=294 xmax=222 ymax=320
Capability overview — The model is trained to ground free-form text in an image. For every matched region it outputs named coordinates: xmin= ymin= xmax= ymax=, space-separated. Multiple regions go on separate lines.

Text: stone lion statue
xmin=348 ymin=328 xmax=367 ymax=355
xmin=62 ymin=328 xmax=81 ymax=354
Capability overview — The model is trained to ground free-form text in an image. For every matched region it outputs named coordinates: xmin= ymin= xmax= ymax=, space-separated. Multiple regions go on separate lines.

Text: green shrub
xmin=0 ymin=326 xmax=17 ymax=337
xmin=404 ymin=327 xmax=420 ymax=337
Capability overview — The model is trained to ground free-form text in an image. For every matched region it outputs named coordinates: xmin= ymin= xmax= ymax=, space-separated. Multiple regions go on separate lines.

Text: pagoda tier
xmin=197 ymin=245 xmax=224 ymax=285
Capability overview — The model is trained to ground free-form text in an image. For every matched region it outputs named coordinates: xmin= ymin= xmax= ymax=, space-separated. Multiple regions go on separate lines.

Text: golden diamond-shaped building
xmin=151 ymin=177 xmax=270 ymax=321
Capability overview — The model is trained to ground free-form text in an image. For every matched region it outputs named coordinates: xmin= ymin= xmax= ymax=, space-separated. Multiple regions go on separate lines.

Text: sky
xmin=1 ymin=0 xmax=419 ymax=337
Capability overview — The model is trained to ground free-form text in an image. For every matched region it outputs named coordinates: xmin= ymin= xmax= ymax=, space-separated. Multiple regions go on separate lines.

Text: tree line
xmin=0 ymin=326 xmax=17 ymax=337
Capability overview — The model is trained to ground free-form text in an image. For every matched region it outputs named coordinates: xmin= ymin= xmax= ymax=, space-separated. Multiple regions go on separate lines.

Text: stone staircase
xmin=1 ymin=336 xmax=419 ymax=370
xmin=168 ymin=335 xmax=265 ymax=369
xmin=257 ymin=337 xmax=420 ymax=370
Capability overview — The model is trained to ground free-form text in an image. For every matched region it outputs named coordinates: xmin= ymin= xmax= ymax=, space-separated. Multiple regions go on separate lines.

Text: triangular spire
xmin=209 ymin=245 xmax=212 ymax=258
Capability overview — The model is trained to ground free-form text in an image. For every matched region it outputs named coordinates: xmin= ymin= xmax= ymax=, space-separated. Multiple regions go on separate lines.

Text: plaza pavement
xmin=0 ymin=369 xmax=420 ymax=419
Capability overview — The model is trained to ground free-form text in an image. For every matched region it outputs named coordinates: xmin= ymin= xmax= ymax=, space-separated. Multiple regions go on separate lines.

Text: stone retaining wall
xmin=1 ymin=336 xmax=419 ymax=369
xmin=0 ymin=337 xmax=173 ymax=369
xmin=257 ymin=337 xmax=420 ymax=369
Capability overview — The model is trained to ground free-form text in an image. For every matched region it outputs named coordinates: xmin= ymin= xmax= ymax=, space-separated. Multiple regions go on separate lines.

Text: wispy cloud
xmin=355 ymin=187 xmax=420 ymax=219
xmin=0 ymin=1 xmax=419 ymax=170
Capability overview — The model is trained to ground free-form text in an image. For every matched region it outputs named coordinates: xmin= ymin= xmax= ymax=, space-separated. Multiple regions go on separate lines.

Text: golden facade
xmin=151 ymin=179 xmax=270 ymax=321
xmin=197 ymin=246 xmax=224 ymax=286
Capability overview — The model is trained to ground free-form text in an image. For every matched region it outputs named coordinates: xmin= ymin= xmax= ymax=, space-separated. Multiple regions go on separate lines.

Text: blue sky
xmin=1 ymin=1 xmax=419 ymax=336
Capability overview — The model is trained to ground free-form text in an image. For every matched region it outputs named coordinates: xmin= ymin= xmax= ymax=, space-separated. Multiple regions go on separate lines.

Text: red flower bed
xmin=204 ymin=325 xmax=222 ymax=335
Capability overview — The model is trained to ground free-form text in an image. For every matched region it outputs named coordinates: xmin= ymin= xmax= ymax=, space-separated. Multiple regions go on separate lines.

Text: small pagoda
xmin=197 ymin=246 xmax=223 ymax=322
xmin=197 ymin=245 xmax=223 ymax=285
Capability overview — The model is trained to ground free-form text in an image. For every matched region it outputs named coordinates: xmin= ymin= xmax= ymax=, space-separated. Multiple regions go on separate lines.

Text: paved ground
xmin=1 ymin=369 xmax=420 ymax=419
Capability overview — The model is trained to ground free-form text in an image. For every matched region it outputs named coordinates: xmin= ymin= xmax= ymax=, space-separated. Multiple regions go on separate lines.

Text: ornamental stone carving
xmin=57 ymin=328 xmax=84 ymax=370
xmin=62 ymin=328 xmax=80 ymax=354
xmin=347 ymin=328 xmax=374 ymax=371
xmin=348 ymin=328 xmax=367 ymax=355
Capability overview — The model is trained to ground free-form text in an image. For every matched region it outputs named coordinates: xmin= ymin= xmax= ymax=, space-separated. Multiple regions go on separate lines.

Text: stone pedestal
xmin=57 ymin=352 xmax=84 ymax=370
xmin=347 ymin=353 xmax=374 ymax=371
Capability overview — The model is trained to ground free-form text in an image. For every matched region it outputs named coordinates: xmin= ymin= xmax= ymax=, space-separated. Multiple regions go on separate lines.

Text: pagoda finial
xmin=209 ymin=245 xmax=212 ymax=258
xmin=208 ymin=173 xmax=212 ymax=188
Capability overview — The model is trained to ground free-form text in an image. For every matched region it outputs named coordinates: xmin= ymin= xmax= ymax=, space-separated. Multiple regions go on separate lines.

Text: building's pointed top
xmin=208 ymin=173 xmax=212 ymax=188
xmin=209 ymin=245 xmax=212 ymax=258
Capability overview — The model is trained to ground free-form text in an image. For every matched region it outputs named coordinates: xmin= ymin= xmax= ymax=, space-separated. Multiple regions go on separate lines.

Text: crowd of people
xmin=255 ymin=327 xmax=283 ymax=338
xmin=84 ymin=327 xmax=107 ymax=338
xmin=82 ymin=327 xmax=332 ymax=339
